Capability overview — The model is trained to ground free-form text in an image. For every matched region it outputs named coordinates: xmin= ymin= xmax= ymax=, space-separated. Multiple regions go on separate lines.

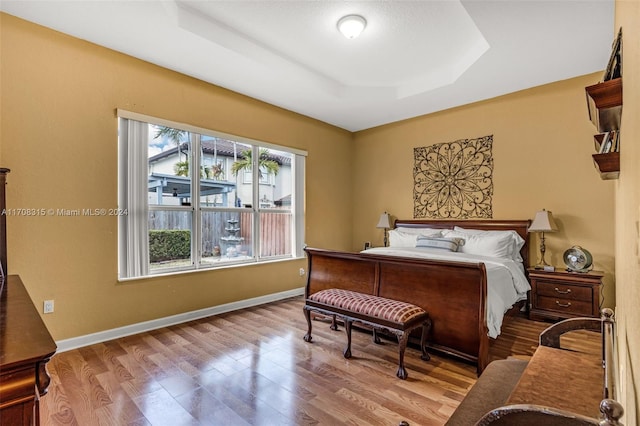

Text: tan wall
xmin=352 ymin=75 xmax=616 ymax=308
xmin=614 ymin=1 xmax=640 ymax=421
xmin=0 ymin=13 xmax=353 ymax=340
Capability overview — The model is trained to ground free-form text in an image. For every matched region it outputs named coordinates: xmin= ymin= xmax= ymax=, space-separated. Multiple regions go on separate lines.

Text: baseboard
xmin=55 ymin=287 xmax=305 ymax=352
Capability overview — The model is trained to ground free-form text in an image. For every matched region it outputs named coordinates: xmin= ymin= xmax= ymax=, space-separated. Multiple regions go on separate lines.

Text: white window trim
xmin=117 ymin=109 xmax=307 ymax=156
xmin=117 ymin=110 xmax=307 ymax=280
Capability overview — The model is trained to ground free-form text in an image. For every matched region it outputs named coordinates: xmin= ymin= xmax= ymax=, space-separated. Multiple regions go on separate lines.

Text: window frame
xmin=117 ymin=110 xmax=306 ymax=280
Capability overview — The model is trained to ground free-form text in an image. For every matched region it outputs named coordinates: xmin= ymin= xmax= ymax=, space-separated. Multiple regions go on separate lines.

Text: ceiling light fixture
xmin=337 ymin=15 xmax=366 ymax=39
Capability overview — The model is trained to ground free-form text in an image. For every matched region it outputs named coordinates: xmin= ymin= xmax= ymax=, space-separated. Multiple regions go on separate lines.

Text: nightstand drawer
xmin=535 ymin=282 xmax=593 ymax=301
xmin=536 ymin=295 xmax=594 ymax=317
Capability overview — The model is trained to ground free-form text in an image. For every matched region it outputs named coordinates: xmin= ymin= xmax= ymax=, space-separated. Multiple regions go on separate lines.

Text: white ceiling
xmin=1 ymin=0 xmax=615 ymax=132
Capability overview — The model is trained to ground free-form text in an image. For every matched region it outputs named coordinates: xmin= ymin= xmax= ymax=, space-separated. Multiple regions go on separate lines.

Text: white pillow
xmin=388 ymin=229 xmax=418 ymax=247
xmin=388 ymin=228 xmax=442 ymax=248
xmin=416 ymin=236 xmax=464 ymax=252
xmin=444 ymin=230 xmax=515 ymax=259
xmin=452 ymin=226 xmax=525 ymax=262
xmin=394 ymin=227 xmax=443 ymax=236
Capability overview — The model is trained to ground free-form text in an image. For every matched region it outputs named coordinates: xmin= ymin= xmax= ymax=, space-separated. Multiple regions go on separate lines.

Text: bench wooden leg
xmin=330 ymin=314 xmax=339 ymax=331
xmin=396 ymin=332 xmax=409 ymax=379
xmin=303 ymin=307 xmax=313 ymax=342
xmin=372 ymin=329 xmax=382 ymax=344
xmin=420 ymin=319 xmax=431 ymax=361
xmin=343 ymin=318 xmax=353 ymax=359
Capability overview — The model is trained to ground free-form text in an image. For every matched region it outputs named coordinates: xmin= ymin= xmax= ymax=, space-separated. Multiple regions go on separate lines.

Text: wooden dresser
xmin=0 ymin=275 xmax=57 ymax=426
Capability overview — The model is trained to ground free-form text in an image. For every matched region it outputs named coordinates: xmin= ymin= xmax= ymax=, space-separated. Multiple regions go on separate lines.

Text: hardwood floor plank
xmin=131 ymin=387 xmax=199 ymax=426
xmin=174 ymin=387 xmax=250 ymax=426
xmin=200 ymin=372 xmax=295 ymax=426
xmin=93 ymin=397 xmax=150 ymax=426
xmin=93 ymin=343 xmax=136 ymax=383
xmin=40 ymin=296 xmax=598 ymax=425
xmin=40 ymin=363 xmax=80 ymax=426
xmin=338 ymin=387 xmax=444 ymax=426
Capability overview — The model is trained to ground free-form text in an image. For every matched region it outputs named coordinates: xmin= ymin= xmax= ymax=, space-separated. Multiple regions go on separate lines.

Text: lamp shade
xmin=376 ymin=212 xmax=391 ymax=229
xmin=529 ymin=209 xmax=558 ymax=233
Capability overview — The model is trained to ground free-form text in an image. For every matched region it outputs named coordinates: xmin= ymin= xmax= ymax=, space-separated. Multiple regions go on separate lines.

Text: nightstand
xmin=527 ymin=268 xmax=603 ymax=322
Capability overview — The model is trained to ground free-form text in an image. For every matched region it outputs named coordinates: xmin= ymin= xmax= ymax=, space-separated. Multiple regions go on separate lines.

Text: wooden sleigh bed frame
xmin=304 ymin=219 xmax=531 ymax=374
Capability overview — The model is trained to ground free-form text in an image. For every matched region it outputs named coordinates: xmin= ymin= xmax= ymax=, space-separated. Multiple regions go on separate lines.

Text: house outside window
xmin=117 ymin=110 xmax=306 ymax=279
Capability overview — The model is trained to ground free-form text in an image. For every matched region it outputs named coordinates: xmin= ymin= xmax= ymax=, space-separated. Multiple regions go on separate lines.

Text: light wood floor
xmin=39 ymin=296 xmax=596 ymax=426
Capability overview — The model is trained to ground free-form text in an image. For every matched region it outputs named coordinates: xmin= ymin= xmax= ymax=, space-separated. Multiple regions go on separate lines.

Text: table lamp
xmin=376 ymin=212 xmax=391 ymax=247
xmin=529 ymin=209 xmax=558 ymax=270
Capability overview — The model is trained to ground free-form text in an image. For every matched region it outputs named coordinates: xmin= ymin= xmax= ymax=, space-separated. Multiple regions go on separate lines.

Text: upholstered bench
xmin=303 ymin=288 xmax=431 ymax=379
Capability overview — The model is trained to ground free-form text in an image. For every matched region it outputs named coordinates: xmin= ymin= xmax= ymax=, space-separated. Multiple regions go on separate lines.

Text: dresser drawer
xmin=535 ymin=281 xmax=593 ymax=301
xmin=535 ymin=295 xmax=594 ymax=317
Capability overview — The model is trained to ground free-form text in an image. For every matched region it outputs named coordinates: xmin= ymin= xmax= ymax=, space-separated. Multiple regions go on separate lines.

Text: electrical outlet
xmin=43 ymin=300 xmax=54 ymax=314
xmin=299 ymin=268 xmax=305 ymax=276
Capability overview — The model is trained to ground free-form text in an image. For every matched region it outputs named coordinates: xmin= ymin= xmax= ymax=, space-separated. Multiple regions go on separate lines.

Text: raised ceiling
xmin=1 ymin=1 xmax=615 ymax=131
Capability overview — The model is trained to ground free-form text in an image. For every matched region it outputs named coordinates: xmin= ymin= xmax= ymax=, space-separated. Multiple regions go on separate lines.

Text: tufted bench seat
xmin=303 ymin=288 xmax=431 ymax=379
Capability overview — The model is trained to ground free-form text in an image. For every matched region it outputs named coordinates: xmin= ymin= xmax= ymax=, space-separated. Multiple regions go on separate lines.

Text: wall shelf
xmin=584 ymin=30 xmax=622 ymax=180
xmin=592 ymin=152 xmax=620 ymax=180
xmin=591 ymin=132 xmax=620 ymax=180
xmin=586 ymin=78 xmax=622 ymax=133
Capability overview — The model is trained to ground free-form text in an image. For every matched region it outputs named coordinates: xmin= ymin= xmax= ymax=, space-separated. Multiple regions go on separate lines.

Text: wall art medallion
xmin=413 ymin=135 xmax=494 ymax=219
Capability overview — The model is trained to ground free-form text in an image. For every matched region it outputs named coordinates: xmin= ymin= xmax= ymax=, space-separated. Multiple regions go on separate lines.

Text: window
xmin=118 ymin=110 xmax=306 ymax=279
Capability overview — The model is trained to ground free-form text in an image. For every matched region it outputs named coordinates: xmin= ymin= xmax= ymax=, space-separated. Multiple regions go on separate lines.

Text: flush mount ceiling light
xmin=337 ymin=14 xmax=367 ymax=39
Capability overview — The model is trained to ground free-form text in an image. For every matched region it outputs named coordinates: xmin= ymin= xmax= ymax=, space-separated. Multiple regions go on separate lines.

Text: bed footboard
xmin=304 ymin=247 xmax=490 ymax=373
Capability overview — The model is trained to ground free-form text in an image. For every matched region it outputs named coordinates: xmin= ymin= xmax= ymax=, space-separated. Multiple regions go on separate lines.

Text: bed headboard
xmin=394 ymin=219 xmax=532 ymax=268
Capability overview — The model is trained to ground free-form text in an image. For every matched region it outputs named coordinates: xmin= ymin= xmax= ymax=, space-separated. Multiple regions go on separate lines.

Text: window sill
xmin=118 ymin=255 xmax=305 ymax=283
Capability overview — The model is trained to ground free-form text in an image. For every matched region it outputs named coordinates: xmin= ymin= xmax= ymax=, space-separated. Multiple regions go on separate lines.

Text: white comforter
xmin=361 ymin=247 xmax=530 ymax=338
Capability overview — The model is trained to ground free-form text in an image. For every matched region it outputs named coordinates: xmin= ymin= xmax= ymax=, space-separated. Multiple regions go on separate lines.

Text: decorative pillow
xmin=443 ymin=230 xmax=514 ymax=259
xmin=415 ymin=236 xmax=464 ymax=252
xmin=452 ymin=226 xmax=525 ymax=262
xmin=388 ymin=228 xmax=443 ymax=248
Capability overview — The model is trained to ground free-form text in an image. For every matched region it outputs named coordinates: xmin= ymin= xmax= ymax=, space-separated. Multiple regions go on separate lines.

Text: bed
xmin=303 ymin=219 xmax=531 ymax=374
